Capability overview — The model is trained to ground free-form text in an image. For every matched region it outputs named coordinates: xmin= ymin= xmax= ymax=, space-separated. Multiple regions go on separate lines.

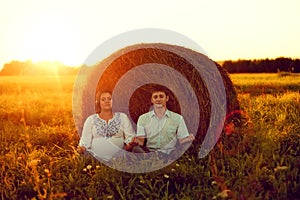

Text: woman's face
xmin=99 ymin=92 xmax=112 ymax=111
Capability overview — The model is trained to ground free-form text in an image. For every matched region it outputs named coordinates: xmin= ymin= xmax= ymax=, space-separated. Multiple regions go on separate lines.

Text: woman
xmin=77 ymin=91 xmax=135 ymax=161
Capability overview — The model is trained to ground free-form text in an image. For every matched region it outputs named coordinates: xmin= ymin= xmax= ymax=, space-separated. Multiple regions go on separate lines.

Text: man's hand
xmin=133 ymin=137 xmax=145 ymax=146
xmin=124 ymin=141 xmax=139 ymax=151
xmin=179 ymin=133 xmax=195 ymax=144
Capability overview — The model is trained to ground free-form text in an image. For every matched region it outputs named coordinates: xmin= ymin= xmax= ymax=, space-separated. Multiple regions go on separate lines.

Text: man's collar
xmin=150 ymin=109 xmax=170 ymax=118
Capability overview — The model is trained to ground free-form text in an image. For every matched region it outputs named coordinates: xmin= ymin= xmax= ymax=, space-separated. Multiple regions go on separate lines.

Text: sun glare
xmin=36 ymin=61 xmax=60 ymax=73
xmin=20 ymin=11 xmax=81 ymax=67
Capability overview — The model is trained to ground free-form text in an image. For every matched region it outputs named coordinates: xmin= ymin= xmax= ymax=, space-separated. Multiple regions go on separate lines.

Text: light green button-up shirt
xmin=136 ymin=109 xmax=189 ymax=154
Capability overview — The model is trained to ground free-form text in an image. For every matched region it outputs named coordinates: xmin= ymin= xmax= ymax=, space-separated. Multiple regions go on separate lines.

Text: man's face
xmin=151 ymin=91 xmax=169 ymax=108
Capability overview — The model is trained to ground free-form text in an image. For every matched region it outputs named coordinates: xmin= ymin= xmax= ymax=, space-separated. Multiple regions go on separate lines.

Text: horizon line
xmin=1 ymin=56 xmax=300 ymax=70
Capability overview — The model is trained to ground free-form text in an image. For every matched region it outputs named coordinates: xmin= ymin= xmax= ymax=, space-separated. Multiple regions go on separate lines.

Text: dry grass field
xmin=0 ymin=73 xmax=299 ymax=199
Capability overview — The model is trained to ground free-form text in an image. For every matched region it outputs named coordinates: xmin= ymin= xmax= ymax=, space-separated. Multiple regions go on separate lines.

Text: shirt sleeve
xmin=136 ymin=114 xmax=146 ymax=137
xmin=79 ymin=115 xmax=93 ymax=149
xmin=177 ymin=116 xmax=190 ymax=139
xmin=120 ymin=113 xmax=135 ymax=144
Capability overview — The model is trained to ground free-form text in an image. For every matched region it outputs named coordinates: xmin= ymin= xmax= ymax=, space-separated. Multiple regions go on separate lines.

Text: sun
xmin=20 ymin=11 xmax=81 ymax=67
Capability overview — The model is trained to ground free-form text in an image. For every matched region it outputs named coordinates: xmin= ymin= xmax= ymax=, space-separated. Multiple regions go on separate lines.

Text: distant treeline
xmin=0 ymin=60 xmax=79 ymax=76
xmin=222 ymin=57 xmax=300 ymax=73
xmin=1 ymin=57 xmax=300 ymax=75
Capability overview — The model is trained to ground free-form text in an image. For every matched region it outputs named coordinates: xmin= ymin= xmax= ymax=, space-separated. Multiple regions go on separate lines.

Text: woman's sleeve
xmin=121 ymin=113 xmax=136 ymax=144
xmin=79 ymin=115 xmax=93 ymax=149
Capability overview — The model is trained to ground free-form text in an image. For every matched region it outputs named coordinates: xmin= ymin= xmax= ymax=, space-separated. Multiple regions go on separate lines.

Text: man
xmin=133 ymin=86 xmax=195 ymax=155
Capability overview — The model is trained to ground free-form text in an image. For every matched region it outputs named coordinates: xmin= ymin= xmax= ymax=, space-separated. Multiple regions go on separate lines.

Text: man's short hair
xmin=150 ymin=85 xmax=170 ymax=96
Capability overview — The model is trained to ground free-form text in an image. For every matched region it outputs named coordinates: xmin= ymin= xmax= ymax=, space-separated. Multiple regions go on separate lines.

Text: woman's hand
xmin=77 ymin=146 xmax=86 ymax=154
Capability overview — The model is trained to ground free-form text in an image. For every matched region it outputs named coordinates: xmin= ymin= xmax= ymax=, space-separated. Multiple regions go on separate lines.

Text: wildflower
xmin=83 ymin=168 xmax=87 ymax=172
xmin=171 ymin=168 xmax=175 ymax=172
xmin=225 ymin=122 xmax=235 ymax=135
xmin=138 ymin=175 xmax=145 ymax=183
xmin=49 ymin=193 xmax=67 ymax=198
xmin=44 ymin=169 xmax=51 ymax=177
xmin=211 ymin=181 xmax=217 ymax=185
xmin=26 ymin=143 xmax=32 ymax=148
xmin=163 ymin=174 xmax=169 ymax=179
xmin=107 ymin=195 xmax=113 ymax=199
xmin=274 ymin=166 xmax=288 ymax=172
xmin=17 ymin=156 xmax=23 ymax=161
xmin=217 ymin=189 xmax=231 ymax=198
xmin=269 ymin=175 xmax=275 ymax=180
xmin=86 ymin=165 xmax=92 ymax=170
xmin=176 ymin=163 xmax=180 ymax=167
xmin=27 ymin=159 xmax=40 ymax=167
xmin=96 ymin=165 xmax=100 ymax=169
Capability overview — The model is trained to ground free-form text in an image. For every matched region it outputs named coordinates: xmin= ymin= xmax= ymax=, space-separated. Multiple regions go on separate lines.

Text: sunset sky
xmin=1 ymin=0 xmax=299 ymax=69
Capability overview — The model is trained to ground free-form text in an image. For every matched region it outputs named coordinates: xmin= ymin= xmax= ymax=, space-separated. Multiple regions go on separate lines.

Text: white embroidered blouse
xmin=79 ymin=112 xmax=135 ymax=161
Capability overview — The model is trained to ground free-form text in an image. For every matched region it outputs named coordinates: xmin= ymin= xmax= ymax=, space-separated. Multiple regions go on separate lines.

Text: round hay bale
xmin=73 ymin=43 xmax=240 ymax=158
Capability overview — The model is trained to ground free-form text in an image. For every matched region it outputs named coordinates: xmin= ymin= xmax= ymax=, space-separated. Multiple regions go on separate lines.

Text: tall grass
xmin=0 ymin=74 xmax=299 ymax=199
xmin=230 ymin=73 xmax=300 ymax=95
